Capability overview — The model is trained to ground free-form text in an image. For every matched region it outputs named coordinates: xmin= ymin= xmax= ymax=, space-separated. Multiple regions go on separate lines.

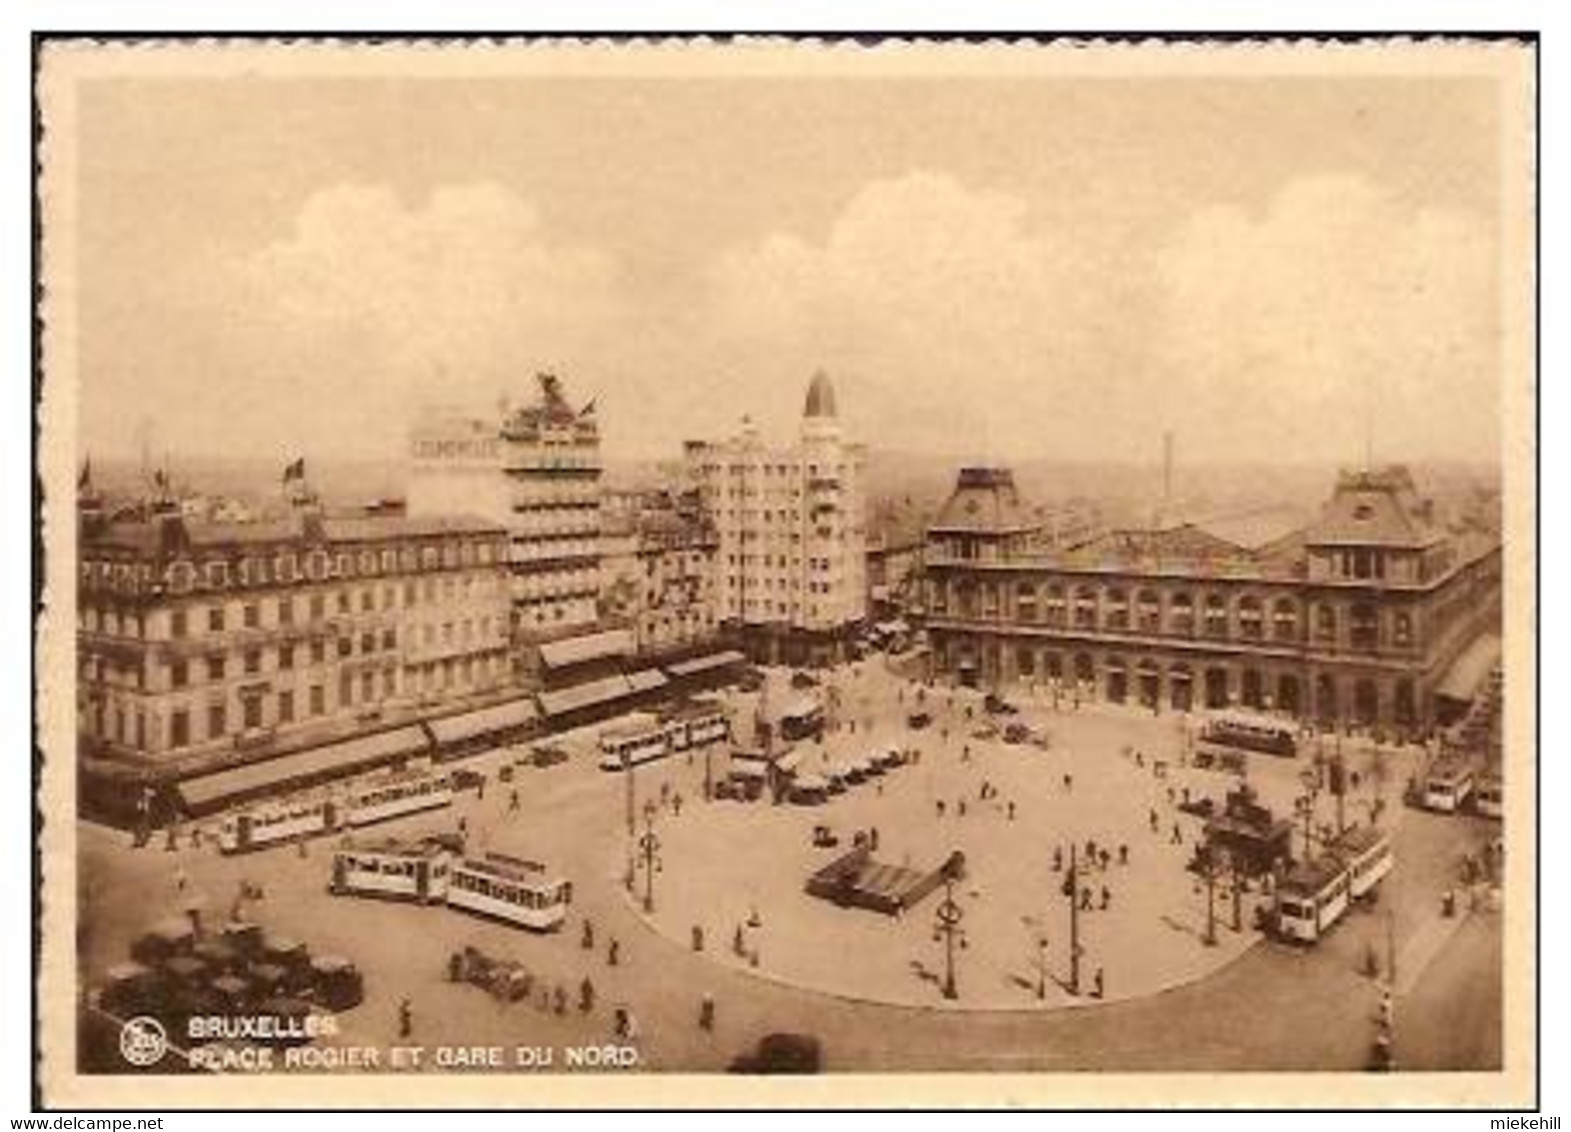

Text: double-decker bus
xmin=218 ymin=793 xmax=341 ymax=854
xmin=329 ymin=837 xmax=455 ymax=904
xmin=1475 ymin=770 xmax=1503 ymax=819
xmin=661 ymin=700 xmax=731 ymax=751
xmin=343 ymin=765 xmax=454 ymax=827
xmin=597 ymin=714 xmax=671 ymax=772
xmin=1196 ymin=711 xmax=1298 ymax=762
xmin=446 ymin=852 xmax=572 ymax=931
xmin=1422 ymin=757 xmax=1476 ymax=813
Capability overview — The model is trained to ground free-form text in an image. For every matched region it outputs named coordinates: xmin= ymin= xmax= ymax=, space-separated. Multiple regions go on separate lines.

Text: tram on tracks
xmin=446 ymin=852 xmax=572 ymax=931
xmin=217 ymin=764 xmax=453 ymax=854
xmin=1273 ymin=825 xmax=1394 ymax=943
xmin=329 ymin=836 xmax=456 ymax=904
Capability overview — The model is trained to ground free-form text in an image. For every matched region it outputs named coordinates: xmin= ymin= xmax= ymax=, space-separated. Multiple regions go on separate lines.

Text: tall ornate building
xmin=408 ymin=373 xmax=603 ymax=656
xmin=922 ymin=465 xmax=1501 ymax=733
xmin=76 ymin=475 xmax=514 ymax=772
xmin=685 ymin=372 xmax=868 ymax=665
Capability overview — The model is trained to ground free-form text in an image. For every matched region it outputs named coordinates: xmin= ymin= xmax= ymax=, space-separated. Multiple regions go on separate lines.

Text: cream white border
xmin=33 ymin=35 xmax=1537 ymax=1110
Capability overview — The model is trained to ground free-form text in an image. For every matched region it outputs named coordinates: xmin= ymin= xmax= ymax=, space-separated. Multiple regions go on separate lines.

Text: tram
xmin=1196 ymin=711 xmax=1298 ymax=761
xmin=597 ymin=714 xmax=672 ymax=772
xmin=1422 ymin=757 xmax=1476 ymax=814
xmin=218 ymin=793 xmax=340 ymax=854
xmin=1274 ymin=825 xmax=1394 ymax=942
xmin=343 ymin=765 xmax=454 ymax=827
xmin=661 ymin=700 xmax=732 ymax=751
xmin=446 ymin=852 xmax=572 ymax=931
xmin=329 ymin=837 xmax=455 ymax=904
xmin=1475 ymin=770 xmax=1503 ymax=819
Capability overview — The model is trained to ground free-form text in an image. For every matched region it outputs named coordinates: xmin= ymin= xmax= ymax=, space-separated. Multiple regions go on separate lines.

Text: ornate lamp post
xmin=636 ymin=804 xmax=662 ymax=914
xmin=932 ymin=871 xmax=966 ymax=1000
xmin=1060 ymin=842 xmax=1082 ymax=995
xmin=1198 ymin=844 xmax=1219 ymax=947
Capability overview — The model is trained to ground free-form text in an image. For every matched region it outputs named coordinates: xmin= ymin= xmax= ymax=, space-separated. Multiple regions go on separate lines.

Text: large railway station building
xmin=922 ymin=465 xmax=1501 ymax=735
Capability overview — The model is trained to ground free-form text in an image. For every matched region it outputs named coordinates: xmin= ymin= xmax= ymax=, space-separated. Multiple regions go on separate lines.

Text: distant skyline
xmin=75 ymin=58 xmax=1509 ymax=469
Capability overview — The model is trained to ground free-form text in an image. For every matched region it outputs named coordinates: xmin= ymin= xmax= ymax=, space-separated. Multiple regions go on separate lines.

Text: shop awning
xmin=175 ymin=725 xmax=430 ymax=813
xmin=665 ymin=650 xmax=747 ymax=677
xmin=425 ymin=698 xmax=538 ymax=746
xmin=1437 ymin=633 xmax=1502 ymax=702
xmin=626 ymin=668 xmax=669 ymax=694
xmin=538 ymin=675 xmax=634 ymax=717
xmin=773 ymin=749 xmax=805 ymax=775
xmin=538 ymin=629 xmax=635 ymax=669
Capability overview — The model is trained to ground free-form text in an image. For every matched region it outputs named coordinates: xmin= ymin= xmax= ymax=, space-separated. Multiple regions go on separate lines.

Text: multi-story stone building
xmin=601 ymin=490 xmax=721 ymax=656
xmin=76 ymin=480 xmax=514 ymax=770
xmin=923 ymin=465 xmax=1501 ymax=734
xmin=685 ymin=372 xmax=868 ymax=665
xmin=407 ymin=373 xmax=602 ymax=650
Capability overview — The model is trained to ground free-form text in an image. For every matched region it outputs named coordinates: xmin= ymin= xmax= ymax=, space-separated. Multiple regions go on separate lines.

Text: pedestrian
xmin=582 ymin=918 xmax=595 ymax=950
xmin=166 ymin=824 xmax=179 ymax=852
xmin=870 ymin=827 xmax=880 ymax=851
xmin=297 ymin=836 xmax=309 ymax=859
xmin=1093 ymin=967 xmax=1105 ymax=999
xmin=397 ymin=997 xmax=413 ymax=1039
xmin=579 ymin=977 xmax=595 ymax=1013
xmin=958 ymin=800 xmax=967 ymax=818
xmin=1171 ymin=823 xmax=1183 ymax=845
xmin=613 ymin=1007 xmax=630 ymax=1040
xmin=1053 ymin=845 xmax=1063 ymax=872
xmin=1008 ymin=801 xmax=1016 ymax=821
xmin=1099 ymin=849 xmax=1111 ymax=871
xmin=1150 ymin=808 xmax=1159 ymax=832
xmin=174 ymin=864 xmax=188 ymax=893
xmin=1063 ymin=773 xmax=1073 ymax=793
xmin=1136 ymin=750 xmax=1145 ymax=768
xmin=608 ymin=938 xmax=620 ymax=967
xmin=733 ymin=925 xmax=746 ymax=956
xmin=554 ymin=985 xmax=568 ymax=1015
xmin=1080 ymin=886 xmax=1093 ymax=911
xmin=509 ymin=788 xmax=520 ymax=812
xmin=962 ymin=744 xmax=971 ymax=763
xmin=1100 ymin=885 xmax=1111 ymax=911
xmin=673 ymin=793 xmax=684 ymax=816
xmin=698 ymin=993 xmax=715 ymax=1032
xmin=1118 ymin=844 xmax=1129 ymax=866
xmin=458 ymin=815 xmax=468 ymax=839
xmin=937 ymin=800 xmax=947 ymax=818
xmin=477 ymin=776 xmax=486 ymax=802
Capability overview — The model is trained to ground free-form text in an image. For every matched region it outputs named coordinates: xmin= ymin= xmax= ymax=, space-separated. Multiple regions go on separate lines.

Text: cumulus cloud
xmin=184 ymin=183 xmax=626 ymax=455
xmin=1151 ymin=174 xmax=1499 ymax=464
xmin=697 ymin=172 xmax=1150 ymax=460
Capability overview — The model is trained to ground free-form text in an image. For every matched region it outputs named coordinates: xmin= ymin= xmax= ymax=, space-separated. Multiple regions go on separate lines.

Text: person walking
xmin=509 ymin=787 xmax=520 ymax=813
xmin=698 ymin=993 xmax=716 ymax=1032
xmin=397 ymin=997 xmax=413 ymax=1039
xmin=579 ymin=977 xmax=596 ymax=1013
xmin=582 ymin=918 xmax=595 ymax=950
xmin=607 ymin=938 xmax=620 ymax=967
xmin=1093 ymin=967 xmax=1105 ymax=999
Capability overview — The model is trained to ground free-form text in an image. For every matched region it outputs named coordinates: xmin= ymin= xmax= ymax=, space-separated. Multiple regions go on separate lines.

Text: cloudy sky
xmin=72 ymin=65 xmax=1508 ymax=468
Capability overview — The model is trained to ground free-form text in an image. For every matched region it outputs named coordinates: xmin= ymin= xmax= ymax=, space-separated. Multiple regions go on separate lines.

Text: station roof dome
xmin=804 ymin=370 xmax=837 ymax=419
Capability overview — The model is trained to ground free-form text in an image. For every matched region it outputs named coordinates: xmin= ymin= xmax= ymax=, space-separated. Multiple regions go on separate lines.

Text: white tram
xmin=446 ymin=852 xmax=572 ymax=931
xmin=1422 ymin=758 xmax=1476 ymax=814
xmin=661 ymin=700 xmax=732 ymax=751
xmin=343 ymin=766 xmax=454 ymax=826
xmin=330 ymin=837 xmax=455 ymax=904
xmin=1275 ymin=824 xmax=1394 ymax=942
xmin=218 ymin=793 xmax=340 ymax=854
xmin=597 ymin=714 xmax=672 ymax=772
xmin=1196 ymin=710 xmax=1298 ymax=761
xmin=1333 ymin=825 xmax=1394 ymax=900
xmin=1475 ymin=770 xmax=1503 ymax=820
xmin=216 ymin=764 xmax=452 ymax=854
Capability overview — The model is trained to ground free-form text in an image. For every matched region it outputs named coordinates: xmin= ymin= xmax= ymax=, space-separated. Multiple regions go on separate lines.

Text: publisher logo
xmin=119 ymin=1016 xmax=168 ymax=1066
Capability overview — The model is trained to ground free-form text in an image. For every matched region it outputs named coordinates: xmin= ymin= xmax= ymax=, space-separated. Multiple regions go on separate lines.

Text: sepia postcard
xmin=33 ymin=34 xmax=1537 ymax=1109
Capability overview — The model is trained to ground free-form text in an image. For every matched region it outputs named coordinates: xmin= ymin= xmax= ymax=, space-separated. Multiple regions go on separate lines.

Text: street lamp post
xmin=637 ymin=806 xmax=662 ymax=914
xmin=1061 ymin=842 xmax=1082 ymax=995
xmin=1200 ymin=845 xmax=1219 ymax=947
xmin=622 ymin=750 xmax=636 ymax=836
xmin=933 ymin=874 xmax=965 ymax=1000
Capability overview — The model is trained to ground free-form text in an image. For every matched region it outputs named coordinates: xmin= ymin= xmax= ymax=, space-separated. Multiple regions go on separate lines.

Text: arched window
xmin=1073 ymin=587 xmax=1097 ymax=629
xmin=1351 ymin=604 xmax=1378 ymax=651
xmin=1016 ymin=582 xmax=1039 ymax=622
xmin=1204 ymin=594 xmax=1228 ymax=638
xmin=1238 ymin=595 xmax=1263 ymax=640
xmin=1273 ymin=598 xmax=1298 ymax=642
xmin=1105 ymin=588 xmax=1129 ymax=630
xmin=1393 ymin=611 xmax=1413 ymax=647
xmin=1044 ymin=585 xmax=1067 ymax=626
xmin=1137 ymin=589 xmax=1162 ymax=633
xmin=1169 ymin=592 xmax=1194 ymax=635
xmin=1315 ymin=603 xmax=1337 ymax=643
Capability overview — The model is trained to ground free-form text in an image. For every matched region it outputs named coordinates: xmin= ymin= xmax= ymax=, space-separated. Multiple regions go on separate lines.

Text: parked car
xmin=529 ymin=745 xmax=568 ymax=769
xmin=906 ymin=711 xmax=933 ymax=731
xmin=984 ymin=692 xmax=1020 ymax=715
xmin=790 ymin=670 xmax=820 ymax=690
xmin=451 ymin=767 xmax=487 ymax=793
xmin=971 ymin=723 xmax=1000 ymax=741
xmin=728 ymin=1032 xmax=823 ymax=1074
xmin=1002 ymin=722 xmax=1031 ymax=745
xmin=737 ymin=668 xmax=766 ymax=692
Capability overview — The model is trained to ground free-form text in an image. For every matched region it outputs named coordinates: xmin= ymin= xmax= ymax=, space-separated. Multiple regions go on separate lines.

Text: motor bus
xmin=343 ymin=765 xmax=454 ymax=827
xmin=777 ymin=697 xmax=826 ymax=743
xmin=1274 ymin=855 xmax=1352 ymax=943
xmin=446 ymin=852 xmax=572 ymax=931
xmin=597 ymin=714 xmax=672 ymax=771
xmin=1475 ymin=770 xmax=1502 ymax=819
xmin=1332 ymin=824 xmax=1394 ymax=900
xmin=329 ymin=837 xmax=455 ymax=904
xmin=661 ymin=700 xmax=731 ymax=751
xmin=218 ymin=793 xmax=341 ymax=854
xmin=1196 ymin=711 xmax=1298 ymax=762
xmin=1422 ymin=758 xmax=1476 ymax=813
